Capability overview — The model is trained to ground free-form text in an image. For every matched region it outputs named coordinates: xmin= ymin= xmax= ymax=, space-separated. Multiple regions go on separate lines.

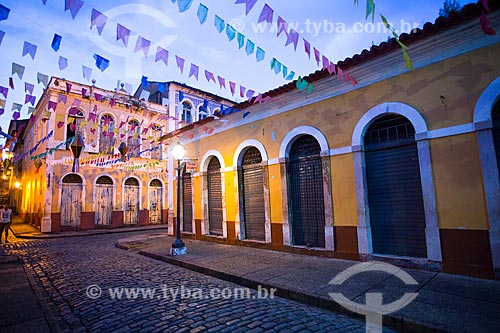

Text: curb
xmin=117 ymin=242 xmax=449 ymax=333
xmin=12 ymin=225 xmax=167 ymax=239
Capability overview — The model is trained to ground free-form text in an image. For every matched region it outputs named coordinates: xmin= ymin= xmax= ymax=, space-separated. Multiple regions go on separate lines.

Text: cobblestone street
xmin=1 ymin=231 xmax=395 ymax=333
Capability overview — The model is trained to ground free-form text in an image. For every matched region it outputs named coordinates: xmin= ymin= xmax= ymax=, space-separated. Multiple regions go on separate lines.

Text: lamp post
xmin=170 ymin=142 xmax=187 ymax=256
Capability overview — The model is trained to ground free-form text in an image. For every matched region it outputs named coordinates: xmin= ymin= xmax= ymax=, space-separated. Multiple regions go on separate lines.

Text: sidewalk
xmin=117 ymin=233 xmax=500 ymax=333
xmin=9 ymin=215 xmax=167 ymax=239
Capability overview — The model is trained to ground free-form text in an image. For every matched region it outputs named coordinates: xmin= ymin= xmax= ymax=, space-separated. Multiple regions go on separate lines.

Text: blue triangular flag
xmin=0 ymin=31 xmax=5 ymax=46
xmin=256 ymin=47 xmax=265 ymax=62
xmin=177 ymin=0 xmax=193 ymax=13
xmin=93 ymin=54 xmax=110 ymax=72
xmin=51 ymin=34 xmax=62 ymax=51
xmin=179 ymin=91 xmax=184 ymax=102
xmin=214 ymin=15 xmax=224 ymax=33
xmin=141 ymin=75 xmax=148 ymax=89
xmin=0 ymin=5 xmax=10 ymax=21
xmin=158 ymin=82 xmax=166 ymax=94
xmin=197 ymin=3 xmax=208 ymax=24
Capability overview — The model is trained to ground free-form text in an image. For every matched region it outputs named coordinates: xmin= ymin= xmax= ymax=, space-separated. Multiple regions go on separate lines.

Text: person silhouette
xmin=0 ymin=204 xmax=13 ymax=243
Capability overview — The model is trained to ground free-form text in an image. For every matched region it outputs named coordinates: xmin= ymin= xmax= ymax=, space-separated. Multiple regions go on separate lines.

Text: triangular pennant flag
xmin=25 ymin=94 xmax=36 ymax=106
xmin=93 ymin=54 xmax=110 ymax=71
xmin=22 ymin=41 xmax=37 ymax=59
xmin=12 ymin=103 xmax=22 ymax=111
xmin=158 ymin=82 xmax=166 ymax=94
xmin=217 ymin=76 xmax=226 ymax=89
xmin=245 ymin=39 xmax=255 ymax=55
xmin=189 ymin=63 xmax=199 ymax=80
xmin=285 ymin=29 xmax=299 ymax=51
xmin=12 ymin=63 xmax=25 ymax=79
xmin=0 ymin=86 xmax=7 ymax=98
xmin=65 ymin=0 xmax=84 ymax=19
xmin=116 ymin=24 xmax=131 ymax=47
xmin=246 ymin=90 xmax=255 ymax=100
xmin=366 ymin=0 xmax=375 ymax=21
xmin=51 ymin=34 xmax=62 ymax=51
xmin=66 ymin=82 xmax=72 ymax=93
xmin=253 ymin=93 xmax=263 ymax=104
xmin=175 ymin=55 xmax=185 ymax=74
xmin=229 ymin=81 xmax=236 ymax=96
xmin=0 ymin=4 xmax=10 ymax=21
xmin=155 ymin=47 xmax=169 ymax=65
xmin=239 ymin=86 xmax=246 ymax=98
xmin=322 ymin=55 xmax=330 ymax=71
xmin=256 ymin=47 xmax=265 ymax=62
xmin=314 ymin=47 xmax=321 ymax=66
xmin=282 ymin=65 xmax=288 ymax=79
xmin=9 ymin=77 xmax=14 ymax=89
xmin=141 ymin=75 xmax=149 ymax=89
xmin=204 ymin=70 xmax=215 ymax=83
xmin=48 ymin=101 xmax=57 ymax=111
xmin=1 ymin=107 xmax=6 ymax=115
xmin=58 ymin=56 xmax=68 ymax=70
xmin=58 ymin=93 xmax=67 ymax=104
xmin=13 ymin=111 xmax=20 ymax=120
xmin=257 ymin=4 xmax=273 ymax=25
xmin=91 ymin=9 xmax=108 ymax=35
xmin=197 ymin=3 xmax=208 ymax=24
xmin=82 ymin=66 xmax=92 ymax=81
xmin=134 ymin=36 xmax=151 ymax=57
xmin=94 ymin=93 xmax=102 ymax=101
xmin=226 ymin=24 xmax=236 ymax=41
xmin=0 ymin=30 xmax=5 ymax=46
xmin=214 ymin=15 xmax=225 ymax=33
xmin=177 ymin=0 xmax=193 ymax=12
xmin=235 ymin=0 xmax=257 ymax=15
xmin=25 ymin=82 xmax=34 ymax=94
xmin=72 ymin=98 xmax=81 ymax=108
xmin=37 ymin=72 xmax=49 ymax=87
xmin=237 ymin=32 xmax=245 ymax=49
xmin=179 ymin=91 xmax=184 ymax=101
xmin=303 ymin=39 xmax=311 ymax=58
xmin=81 ymin=88 xmax=87 ymax=98
xmin=277 ymin=16 xmax=288 ymax=37
xmin=109 ymin=98 xmax=115 ymax=107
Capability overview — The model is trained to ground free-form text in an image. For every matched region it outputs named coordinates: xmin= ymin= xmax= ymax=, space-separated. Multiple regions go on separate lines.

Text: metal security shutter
xmin=364 ymin=115 xmax=427 ymax=258
xmin=182 ymin=172 xmax=193 ymax=233
xmin=207 ymin=158 xmax=223 ymax=235
xmin=492 ymin=100 xmax=500 ymax=174
xmin=288 ymin=135 xmax=325 ymax=248
xmin=241 ymin=147 xmax=265 ymax=241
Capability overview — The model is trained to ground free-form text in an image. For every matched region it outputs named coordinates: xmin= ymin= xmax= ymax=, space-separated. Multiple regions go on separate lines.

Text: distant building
xmin=10 ymin=77 xmax=233 ymax=233
xmin=162 ymin=2 xmax=500 ymax=279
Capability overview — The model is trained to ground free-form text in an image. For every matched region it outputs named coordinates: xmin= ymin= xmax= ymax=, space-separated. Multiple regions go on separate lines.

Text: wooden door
xmin=124 ymin=178 xmax=139 ymax=225
xmin=149 ymin=179 xmax=162 ymax=224
xmin=61 ymin=174 xmax=83 ymax=228
xmin=95 ymin=185 xmax=113 ymax=225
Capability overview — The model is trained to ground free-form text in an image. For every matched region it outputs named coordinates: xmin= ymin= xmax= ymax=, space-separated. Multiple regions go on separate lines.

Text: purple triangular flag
xmin=25 ymin=94 xmax=36 ymax=106
xmin=277 ymin=16 xmax=288 ymax=37
xmin=91 ymin=9 xmax=108 ymax=35
xmin=235 ymin=0 xmax=257 ymax=15
xmin=58 ymin=93 xmax=67 ymax=104
xmin=204 ymin=70 xmax=215 ymax=83
xmin=134 ymin=36 xmax=151 ymax=57
xmin=188 ymin=63 xmax=199 ymax=80
xmin=314 ymin=47 xmax=320 ymax=66
xmin=22 ymin=41 xmax=37 ymax=59
xmin=303 ymin=39 xmax=311 ymax=59
xmin=116 ymin=24 xmax=131 ymax=47
xmin=0 ymin=30 xmax=5 ymax=46
xmin=48 ymin=101 xmax=57 ymax=111
xmin=66 ymin=82 xmax=72 ymax=93
xmin=25 ymin=82 xmax=35 ymax=94
xmin=240 ymin=86 xmax=246 ymax=98
xmin=65 ymin=0 xmax=84 ymax=19
xmin=258 ymin=4 xmax=273 ymax=25
xmin=155 ymin=47 xmax=169 ymax=65
xmin=0 ymin=86 xmax=8 ymax=98
xmin=94 ymin=93 xmax=102 ymax=101
xmin=13 ymin=111 xmax=20 ymax=120
xmin=175 ymin=55 xmax=185 ymax=74
xmin=217 ymin=76 xmax=226 ymax=89
xmin=285 ymin=29 xmax=299 ymax=51
xmin=246 ymin=89 xmax=255 ymax=100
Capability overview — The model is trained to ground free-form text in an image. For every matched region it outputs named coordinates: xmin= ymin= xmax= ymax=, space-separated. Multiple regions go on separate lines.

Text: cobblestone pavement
xmin=3 ymin=231 xmax=396 ymax=333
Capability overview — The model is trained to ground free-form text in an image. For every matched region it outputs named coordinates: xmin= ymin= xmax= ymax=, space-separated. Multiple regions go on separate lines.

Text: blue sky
xmin=0 ymin=0 xmax=475 ymax=145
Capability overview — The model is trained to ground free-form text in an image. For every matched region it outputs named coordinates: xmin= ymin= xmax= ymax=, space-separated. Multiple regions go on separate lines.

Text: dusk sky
xmin=0 ymin=0 xmax=475 ymax=145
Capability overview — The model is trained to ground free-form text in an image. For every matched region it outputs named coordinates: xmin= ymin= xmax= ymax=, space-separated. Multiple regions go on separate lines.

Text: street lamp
xmin=170 ymin=142 xmax=187 ymax=256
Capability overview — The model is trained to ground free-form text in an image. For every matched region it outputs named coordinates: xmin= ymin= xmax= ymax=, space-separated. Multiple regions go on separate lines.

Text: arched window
xmin=151 ymin=124 xmax=162 ymax=160
xmin=99 ymin=114 xmax=115 ymax=154
xmin=199 ymin=104 xmax=209 ymax=120
xmin=66 ymin=107 xmax=84 ymax=147
xmin=182 ymin=101 xmax=192 ymax=123
xmin=127 ymin=119 xmax=140 ymax=156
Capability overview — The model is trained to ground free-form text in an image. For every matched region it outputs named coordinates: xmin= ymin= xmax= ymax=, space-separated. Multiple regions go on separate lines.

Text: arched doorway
xmin=239 ymin=147 xmax=265 ymax=241
xmin=364 ymin=115 xmax=427 ymax=258
xmin=61 ymin=173 xmax=83 ymax=228
xmin=149 ymin=179 xmax=162 ymax=224
xmin=287 ymin=135 xmax=325 ymax=248
xmin=207 ymin=157 xmax=223 ymax=235
xmin=95 ymin=175 xmax=113 ymax=226
xmin=182 ymin=168 xmax=193 ymax=232
xmin=123 ymin=177 xmax=139 ymax=225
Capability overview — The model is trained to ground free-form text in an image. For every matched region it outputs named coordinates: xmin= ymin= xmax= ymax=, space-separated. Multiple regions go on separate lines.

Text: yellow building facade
xmin=167 ymin=6 xmax=500 ymax=279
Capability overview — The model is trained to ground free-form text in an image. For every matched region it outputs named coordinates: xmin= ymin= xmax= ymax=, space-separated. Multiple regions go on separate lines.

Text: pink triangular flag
xmin=204 ymin=70 xmax=215 ymax=83
xmin=313 ymin=48 xmax=321 ymax=66
xmin=240 ymin=86 xmax=246 ymax=98
xmin=217 ymin=76 xmax=226 ymax=89
xmin=229 ymin=81 xmax=236 ymax=96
